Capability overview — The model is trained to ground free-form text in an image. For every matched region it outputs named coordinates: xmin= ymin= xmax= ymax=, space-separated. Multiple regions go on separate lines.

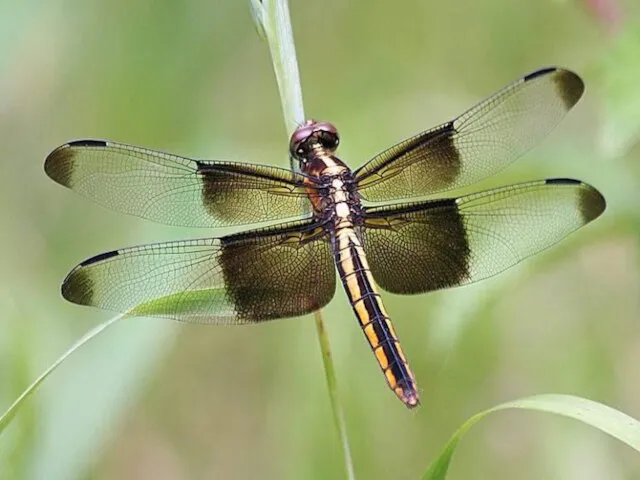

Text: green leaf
xmin=130 ymin=288 xmax=233 ymax=317
xmin=0 ymin=314 xmax=123 ymax=436
xmin=422 ymin=394 xmax=640 ymax=479
xmin=252 ymin=0 xmax=305 ymax=138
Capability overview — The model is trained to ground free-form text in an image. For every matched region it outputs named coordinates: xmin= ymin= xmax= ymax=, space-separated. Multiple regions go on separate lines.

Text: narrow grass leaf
xmin=422 ymin=394 xmax=640 ymax=479
xmin=0 ymin=314 xmax=124 ymax=435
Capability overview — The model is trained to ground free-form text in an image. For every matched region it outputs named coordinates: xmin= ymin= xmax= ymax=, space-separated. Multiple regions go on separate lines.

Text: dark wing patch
xmin=61 ymin=219 xmax=336 ymax=324
xmin=362 ymin=198 xmax=469 ymax=293
xmin=45 ymin=140 xmax=313 ymax=228
xmin=355 ymin=68 xmax=585 ymax=202
xmin=362 ymin=179 xmax=605 ymax=294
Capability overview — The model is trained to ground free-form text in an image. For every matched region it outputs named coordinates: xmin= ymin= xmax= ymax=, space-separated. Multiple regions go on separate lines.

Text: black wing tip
xmin=545 ymin=177 xmax=582 ymax=186
xmin=44 ymin=144 xmax=72 ymax=186
xmin=555 ymin=69 xmax=585 ymax=109
xmin=45 ymin=140 xmax=105 ymax=186
xmin=579 ymin=183 xmax=606 ymax=223
xmin=61 ymin=250 xmax=119 ymax=306
xmin=79 ymin=249 xmax=119 ymax=267
xmin=546 ymin=178 xmax=606 ymax=223
xmin=61 ymin=265 xmax=94 ymax=306
xmin=523 ymin=66 xmax=559 ymax=81
xmin=67 ymin=139 xmax=108 ymax=148
xmin=523 ymin=67 xmax=585 ymax=109
xmin=522 ymin=66 xmax=580 ymax=82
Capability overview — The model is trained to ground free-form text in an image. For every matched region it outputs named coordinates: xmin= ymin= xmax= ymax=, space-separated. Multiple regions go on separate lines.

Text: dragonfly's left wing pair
xmin=45 ymin=139 xmax=334 ymax=323
xmin=45 ymin=67 xmax=605 ymax=323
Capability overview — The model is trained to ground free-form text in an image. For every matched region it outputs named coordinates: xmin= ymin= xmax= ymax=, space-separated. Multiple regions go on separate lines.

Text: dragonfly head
xmin=289 ymin=120 xmax=340 ymax=164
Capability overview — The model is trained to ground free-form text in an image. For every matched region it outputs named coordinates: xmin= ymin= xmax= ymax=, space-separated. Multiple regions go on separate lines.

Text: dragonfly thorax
xmin=310 ymin=170 xmax=362 ymax=228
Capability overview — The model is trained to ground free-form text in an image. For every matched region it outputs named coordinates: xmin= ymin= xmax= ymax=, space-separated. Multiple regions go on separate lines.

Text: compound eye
xmin=319 ymin=132 xmax=339 ymax=150
xmin=294 ymin=143 xmax=309 ymax=159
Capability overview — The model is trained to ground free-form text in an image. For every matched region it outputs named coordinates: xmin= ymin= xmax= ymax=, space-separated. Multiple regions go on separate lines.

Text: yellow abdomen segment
xmin=335 ymin=228 xmax=419 ymax=408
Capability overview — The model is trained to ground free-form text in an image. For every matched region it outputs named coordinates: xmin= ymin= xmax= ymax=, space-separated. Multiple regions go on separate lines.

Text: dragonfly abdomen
xmin=334 ymin=227 xmax=419 ymax=408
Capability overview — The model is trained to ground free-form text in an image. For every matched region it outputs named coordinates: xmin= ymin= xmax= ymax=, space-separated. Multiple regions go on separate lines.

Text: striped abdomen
xmin=334 ymin=227 xmax=419 ymax=408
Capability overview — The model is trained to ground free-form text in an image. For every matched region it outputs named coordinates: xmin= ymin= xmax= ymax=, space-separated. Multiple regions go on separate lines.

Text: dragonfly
xmin=45 ymin=67 xmax=605 ymax=408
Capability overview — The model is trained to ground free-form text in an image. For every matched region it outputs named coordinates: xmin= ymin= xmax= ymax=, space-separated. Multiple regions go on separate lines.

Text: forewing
xmin=355 ymin=68 xmax=585 ymax=202
xmin=45 ymin=140 xmax=313 ymax=227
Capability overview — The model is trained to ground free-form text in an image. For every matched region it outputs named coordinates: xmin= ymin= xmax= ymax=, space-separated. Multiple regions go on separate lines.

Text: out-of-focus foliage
xmin=0 ymin=0 xmax=639 ymax=479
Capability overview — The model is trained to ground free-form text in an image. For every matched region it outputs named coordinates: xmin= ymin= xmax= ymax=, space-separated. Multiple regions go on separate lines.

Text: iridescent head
xmin=289 ymin=120 xmax=340 ymax=163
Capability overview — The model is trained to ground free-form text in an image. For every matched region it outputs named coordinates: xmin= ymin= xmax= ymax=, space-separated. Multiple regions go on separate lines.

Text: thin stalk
xmin=250 ymin=1 xmax=355 ymax=477
xmin=0 ymin=314 xmax=124 ymax=434
xmin=250 ymin=0 xmax=305 ymax=133
xmin=315 ymin=311 xmax=356 ymax=479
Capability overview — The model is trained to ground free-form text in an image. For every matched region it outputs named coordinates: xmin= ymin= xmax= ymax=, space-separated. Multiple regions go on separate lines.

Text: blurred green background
xmin=1 ymin=0 xmax=640 ymax=478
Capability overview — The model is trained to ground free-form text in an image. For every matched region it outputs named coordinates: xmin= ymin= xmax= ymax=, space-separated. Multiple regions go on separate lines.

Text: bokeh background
xmin=1 ymin=0 xmax=640 ymax=478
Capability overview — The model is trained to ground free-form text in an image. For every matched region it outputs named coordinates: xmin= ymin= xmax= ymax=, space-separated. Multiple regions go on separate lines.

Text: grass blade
xmin=0 ymin=314 xmax=124 ymax=435
xmin=315 ymin=311 xmax=356 ymax=480
xmin=251 ymin=1 xmax=355 ymax=477
xmin=422 ymin=394 xmax=640 ymax=479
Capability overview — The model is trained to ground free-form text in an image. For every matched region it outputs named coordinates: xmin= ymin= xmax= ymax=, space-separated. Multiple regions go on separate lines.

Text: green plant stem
xmin=315 ymin=311 xmax=356 ymax=479
xmin=251 ymin=1 xmax=355 ymax=478
xmin=0 ymin=314 xmax=124 ymax=434
xmin=251 ymin=0 xmax=305 ymax=134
